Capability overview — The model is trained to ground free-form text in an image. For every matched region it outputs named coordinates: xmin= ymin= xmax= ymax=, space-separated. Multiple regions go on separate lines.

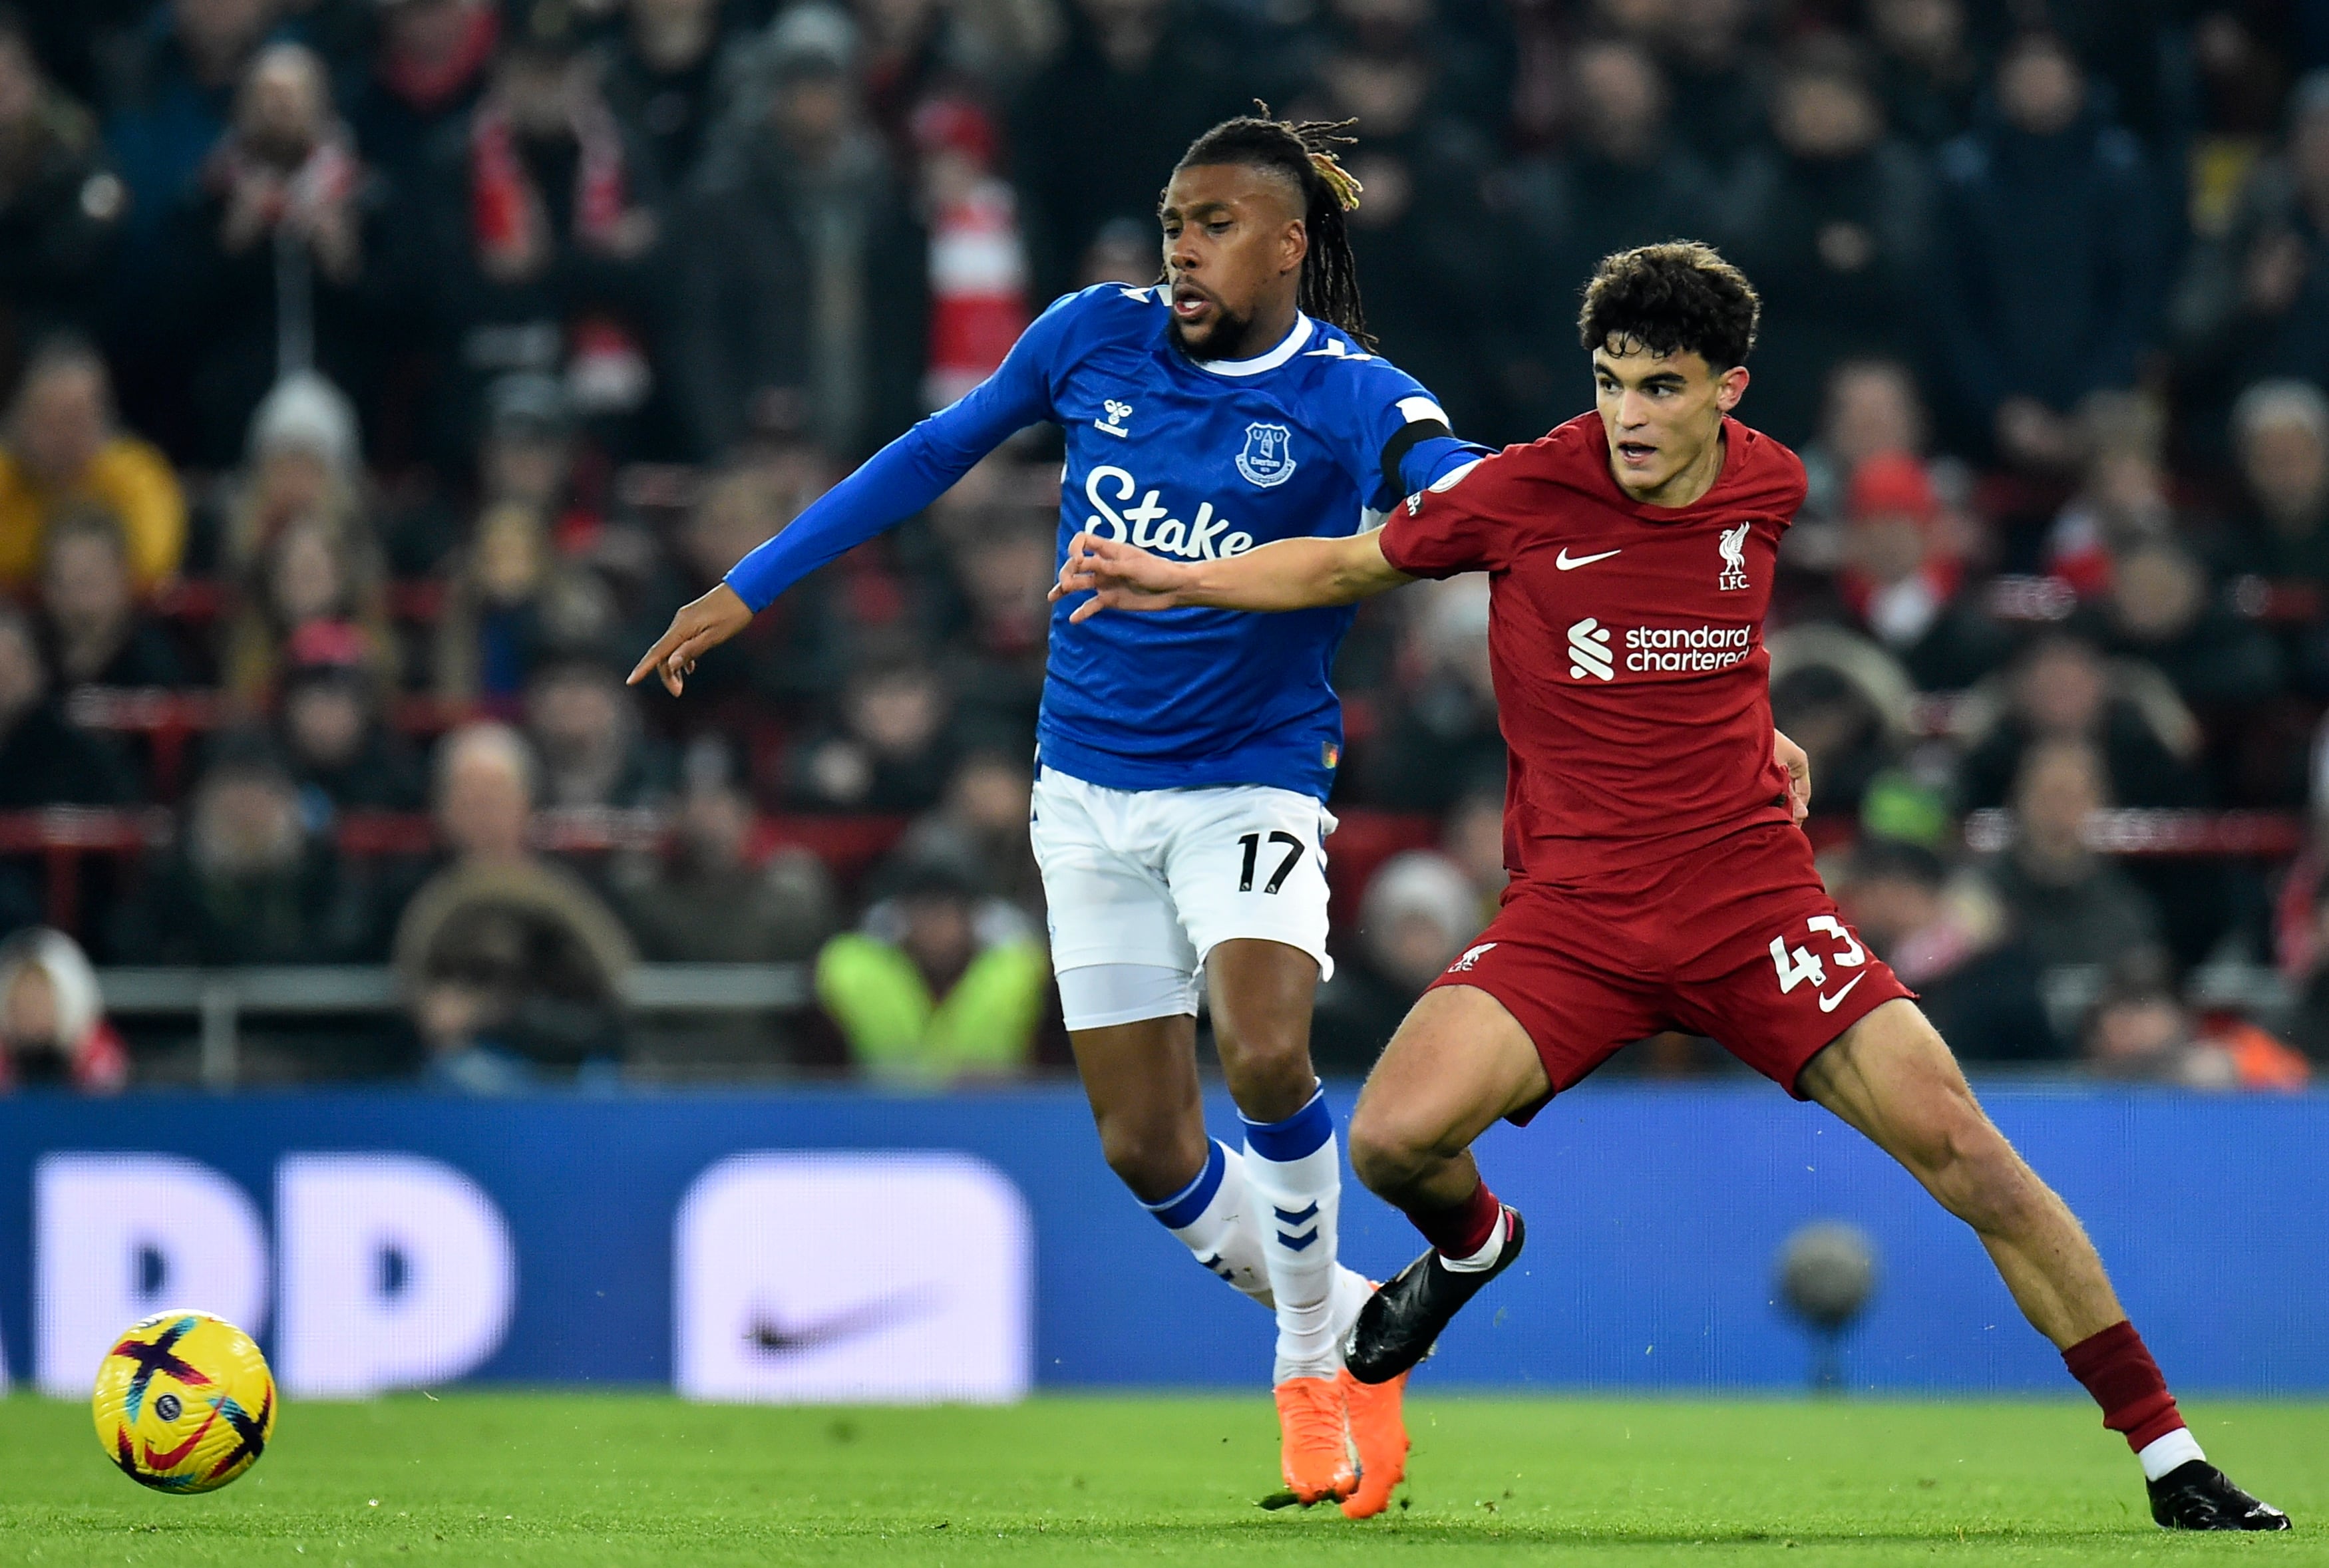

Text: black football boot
xmin=1344 ymin=1206 xmax=1525 ymax=1385
xmin=2148 ymin=1460 xmax=2292 ymax=1530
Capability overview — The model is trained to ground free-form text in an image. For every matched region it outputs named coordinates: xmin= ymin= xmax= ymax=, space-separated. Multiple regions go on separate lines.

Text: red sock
xmin=2062 ymin=1321 xmax=2187 ymax=1452
xmin=1407 ymin=1179 xmax=1502 ymax=1260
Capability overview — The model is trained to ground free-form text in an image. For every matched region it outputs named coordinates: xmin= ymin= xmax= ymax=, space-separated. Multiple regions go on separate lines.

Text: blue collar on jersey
xmin=1184 ymin=313 xmax=1314 ymax=378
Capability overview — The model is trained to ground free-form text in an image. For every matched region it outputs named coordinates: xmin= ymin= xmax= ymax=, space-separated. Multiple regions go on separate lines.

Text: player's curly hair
xmin=1174 ymin=108 xmax=1374 ymax=349
xmin=1578 ymin=242 xmax=1761 ymax=370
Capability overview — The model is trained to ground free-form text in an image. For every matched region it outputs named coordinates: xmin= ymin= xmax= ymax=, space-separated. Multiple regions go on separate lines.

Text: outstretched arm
xmin=631 ymin=293 xmax=1078 ymax=694
xmin=1051 ymin=528 xmax=1411 ymax=622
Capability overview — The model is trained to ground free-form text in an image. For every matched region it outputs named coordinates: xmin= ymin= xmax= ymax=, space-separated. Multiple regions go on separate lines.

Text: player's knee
xmin=1092 ymin=1114 xmax=1206 ymax=1202
xmin=1346 ymin=1103 xmax=1428 ymax=1197
xmin=1910 ymin=1101 xmax=2040 ymax=1229
xmin=1211 ymin=1022 xmax=1316 ymax=1104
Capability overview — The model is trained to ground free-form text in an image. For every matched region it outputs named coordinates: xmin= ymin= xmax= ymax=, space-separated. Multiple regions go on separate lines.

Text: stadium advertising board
xmin=0 ymin=1086 xmax=2323 ymax=1397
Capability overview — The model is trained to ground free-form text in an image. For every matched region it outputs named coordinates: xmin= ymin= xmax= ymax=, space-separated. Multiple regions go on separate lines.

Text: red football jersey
xmin=1377 ymin=411 xmax=1805 ymax=879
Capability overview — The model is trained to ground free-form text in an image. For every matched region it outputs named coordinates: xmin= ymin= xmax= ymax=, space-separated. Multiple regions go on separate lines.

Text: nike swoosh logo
xmin=1817 ymin=973 xmax=1867 ymax=1013
xmin=747 ymin=1285 xmax=946 ymax=1355
xmin=141 ymin=1407 xmax=221 ymax=1470
xmin=1556 ymin=548 xmax=1621 ymax=570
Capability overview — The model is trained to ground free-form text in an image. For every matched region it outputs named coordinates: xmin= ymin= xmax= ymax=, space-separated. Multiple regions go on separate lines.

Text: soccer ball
xmin=91 ymin=1310 xmax=277 ymax=1493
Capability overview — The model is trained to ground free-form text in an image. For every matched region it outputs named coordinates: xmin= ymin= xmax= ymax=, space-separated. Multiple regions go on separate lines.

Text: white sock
xmin=2137 ymin=1428 xmax=2205 ymax=1482
xmin=1441 ymin=1207 xmax=1508 ymax=1274
xmin=1241 ymin=1085 xmax=1344 ymax=1383
xmin=1141 ymin=1140 xmax=1273 ymax=1307
xmin=1329 ymin=1263 xmax=1371 ymax=1341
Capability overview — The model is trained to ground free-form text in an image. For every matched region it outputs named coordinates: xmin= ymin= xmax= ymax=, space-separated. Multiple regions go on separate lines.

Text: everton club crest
xmin=1235 ymin=422 xmax=1298 ymax=488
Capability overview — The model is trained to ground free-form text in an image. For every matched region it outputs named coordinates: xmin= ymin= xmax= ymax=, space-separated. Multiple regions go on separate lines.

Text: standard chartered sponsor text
xmin=1624 ymin=624 xmax=1751 ymax=673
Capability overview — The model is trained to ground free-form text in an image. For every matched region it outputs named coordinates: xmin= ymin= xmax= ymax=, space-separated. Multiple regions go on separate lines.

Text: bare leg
xmin=1203 ymin=937 xmax=1325 ymax=1118
xmin=1799 ymin=998 xmax=2125 ymax=1347
xmin=1067 ymin=1013 xmax=1208 ymax=1203
xmin=1345 ymin=985 xmax=1550 ymax=1212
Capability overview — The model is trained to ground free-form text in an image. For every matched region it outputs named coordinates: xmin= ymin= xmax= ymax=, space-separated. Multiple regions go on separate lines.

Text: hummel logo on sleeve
xmin=1566 ymin=617 xmax=1614 ymax=681
xmin=1555 ymin=547 xmax=1620 ymax=570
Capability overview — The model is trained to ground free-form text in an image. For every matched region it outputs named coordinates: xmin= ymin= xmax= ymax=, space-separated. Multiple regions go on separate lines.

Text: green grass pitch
xmin=3 ymin=1392 xmax=2322 ymax=1565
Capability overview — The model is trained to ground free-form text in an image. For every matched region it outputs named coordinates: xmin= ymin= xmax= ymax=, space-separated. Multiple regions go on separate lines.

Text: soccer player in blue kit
xmin=630 ymin=114 xmax=1488 ymax=1516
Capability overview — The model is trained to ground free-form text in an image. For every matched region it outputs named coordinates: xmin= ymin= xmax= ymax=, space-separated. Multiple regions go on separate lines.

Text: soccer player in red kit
xmin=1052 ymin=243 xmax=2289 ymax=1531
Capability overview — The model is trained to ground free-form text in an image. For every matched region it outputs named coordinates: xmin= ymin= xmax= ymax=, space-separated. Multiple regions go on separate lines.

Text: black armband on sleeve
xmin=1379 ymin=418 xmax=1455 ymax=507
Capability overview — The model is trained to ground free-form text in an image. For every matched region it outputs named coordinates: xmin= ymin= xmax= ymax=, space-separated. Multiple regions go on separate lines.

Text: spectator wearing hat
xmin=111 ymin=736 xmax=376 ymax=965
xmin=164 ymin=41 xmax=381 ymax=465
xmin=345 ymin=0 xmax=500 ymax=195
xmin=2223 ymin=379 xmax=2329 ymax=585
xmin=273 ymin=617 xmax=425 ymax=816
xmin=406 ymin=0 xmax=665 ymax=465
xmin=2221 ymin=380 xmax=2329 ymax=695
xmin=814 ymin=846 xmax=1048 ymax=1084
xmin=395 ymin=721 xmax=639 ymax=1090
xmin=0 ymin=927 xmax=126 ymax=1092
xmin=1829 ymin=450 xmax=2008 ymax=690
xmin=37 ymin=504 xmax=187 ymax=692
xmin=1312 ymin=850 xmax=1481 ymax=1076
xmin=673 ymin=4 xmax=926 ymax=461
xmin=206 ymin=368 xmax=371 ymax=575
xmin=0 ymin=335 xmax=186 ymax=593
xmin=1930 ymin=30 xmax=2158 ymax=467
xmin=0 ymin=10 xmax=126 ymax=356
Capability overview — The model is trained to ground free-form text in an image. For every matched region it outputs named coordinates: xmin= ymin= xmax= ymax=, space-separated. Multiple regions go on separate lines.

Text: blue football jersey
xmin=723 ymin=283 xmax=1479 ymax=801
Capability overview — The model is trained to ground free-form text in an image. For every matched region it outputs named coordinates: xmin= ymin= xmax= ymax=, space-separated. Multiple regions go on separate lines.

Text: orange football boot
xmin=1338 ymin=1363 xmax=1410 ymax=1519
xmin=1272 ymin=1375 xmax=1356 ymax=1504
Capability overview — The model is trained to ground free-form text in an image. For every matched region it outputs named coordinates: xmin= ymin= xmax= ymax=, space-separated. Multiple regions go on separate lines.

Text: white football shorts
xmin=1031 ymin=765 xmax=1336 ymax=1030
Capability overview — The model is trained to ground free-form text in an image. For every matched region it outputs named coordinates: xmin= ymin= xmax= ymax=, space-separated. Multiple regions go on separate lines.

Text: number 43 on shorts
xmin=1769 ymin=915 xmax=1869 ymax=1011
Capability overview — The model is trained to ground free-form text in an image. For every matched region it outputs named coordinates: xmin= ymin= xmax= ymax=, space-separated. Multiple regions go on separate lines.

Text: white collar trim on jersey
xmin=1188 ymin=313 xmax=1314 ymax=377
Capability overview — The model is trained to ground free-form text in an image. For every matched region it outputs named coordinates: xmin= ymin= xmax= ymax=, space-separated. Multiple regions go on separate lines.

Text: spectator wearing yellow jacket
xmin=0 ymin=337 xmax=185 ymax=592
xmin=816 ymin=851 xmax=1047 ymax=1085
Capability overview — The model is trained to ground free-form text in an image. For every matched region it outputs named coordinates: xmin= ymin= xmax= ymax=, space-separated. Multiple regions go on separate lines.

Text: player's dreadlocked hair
xmin=1173 ymin=108 xmax=1374 ymax=349
xmin=1578 ymin=242 xmax=1761 ymax=370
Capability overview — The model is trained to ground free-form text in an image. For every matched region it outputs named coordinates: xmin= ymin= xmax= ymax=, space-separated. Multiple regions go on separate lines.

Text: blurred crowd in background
xmin=2 ymin=0 xmax=2329 ymax=1093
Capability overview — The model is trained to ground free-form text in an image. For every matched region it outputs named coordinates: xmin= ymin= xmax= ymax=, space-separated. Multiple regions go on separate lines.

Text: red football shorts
xmin=1427 ymin=822 xmax=1914 ymax=1118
